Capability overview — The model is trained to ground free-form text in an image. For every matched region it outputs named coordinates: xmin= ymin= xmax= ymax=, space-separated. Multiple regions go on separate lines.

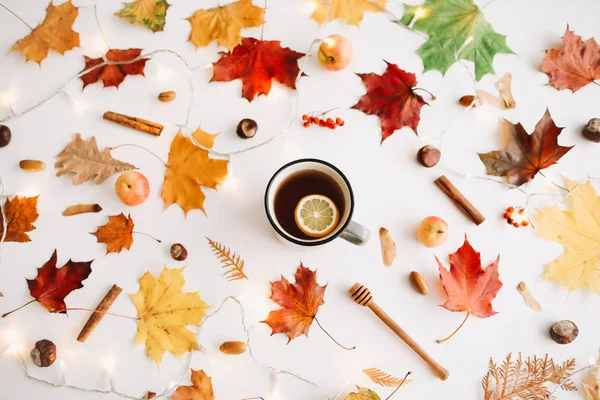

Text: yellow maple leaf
xmin=130 ymin=267 xmax=209 ymax=367
xmin=187 ymin=0 xmax=265 ymax=51
xmin=535 ymin=179 xmax=600 ymax=293
xmin=115 ymin=0 xmax=170 ymax=33
xmin=192 ymin=127 xmax=220 ymax=149
xmin=12 ymin=0 xmax=80 ymax=64
xmin=310 ymin=0 xmax=385 ymax=26
xmin=161 ymin=131 xmax=228 ymax=216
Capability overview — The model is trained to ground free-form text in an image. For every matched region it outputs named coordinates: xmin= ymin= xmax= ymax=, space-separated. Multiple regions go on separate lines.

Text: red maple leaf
xmin=353 ymin=62 xmax=428 ymax=142
xmin=478 ymin=109 xmax=573 ymax=186
xmin=81 ymin=49 xmax=148 ymax=89
xmin=541 ymin=27 xmax=600 ymax=92
xmin=435 ymin=236 xmax=502 ymax=343
xmin=211 ymin=37 xmax=305 ymax=101
xmin=2 ymin=250 xmax=93 ymax=318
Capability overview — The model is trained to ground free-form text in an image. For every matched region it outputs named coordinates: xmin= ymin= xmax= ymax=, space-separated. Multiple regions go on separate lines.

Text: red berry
xmin=518 ymin=208 xmax=525 ymax=215
xmin=303 ymin=122 xmax=311 ymax=128
xmin=302 ymin=115 xmax=308 ymax=121
xmin=512 ymin=222 xmax=520 ymax=228
xmin=328 ymin=124 xmax=336 ymax=129
xmin=314 ymin=118 xmax=321 ymax=124
xmin=326 ymin=118 xmax=333 ymax=124
xmin=319 ymin=121 xmax=325 ymax=127
xmin=503 ymin=212 xmax=510 ymax=219
xmin=521 ymin=220 xmax=529 ymax=227
xmin=507 ymin=218 xmax=514 ymax=224
xmin=335 ymin=118 xmax=344 ymax=125
xmin=507 ymin=206 xmax=515 ymax=213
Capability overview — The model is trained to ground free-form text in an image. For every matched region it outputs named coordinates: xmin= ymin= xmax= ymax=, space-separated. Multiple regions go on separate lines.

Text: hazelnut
xmin=236 ymin=118 xmax=258 ymax=139
xmin=550 ymin=320 xmax=578 ymax=344
xmin=0 ymin=125 xmax=11 ymax=148
xmin=417 ymin=145 xmax=441 ymax=168
xmin=170 ymin=243 xmax=187 ymax=261
xmin=31 ymin=339 xmax=56 ymax=368
xmin=583 ymin=118 xmax=600 ymax=143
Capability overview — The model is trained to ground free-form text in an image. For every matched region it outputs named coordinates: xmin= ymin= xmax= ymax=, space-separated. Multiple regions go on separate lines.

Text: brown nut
xmin=409 ymin=271 xmax=429 ymax=296
xmin=236 ymin=118 xmax=258 ymax=139
xmin=550 ymin=320 xmax=578 ymax=344
xmin=19 ymin=160 xmax=46 ymax=172
xmin=170 ymin=243 xmax=187 ymax=261
xmin=458 ymin=95 xmax=478 ymax=107
xmin=158 ymin=91 xmax=176 ymax=102
xmin=417 ymin=145 xmax=441 ymax=168
xmin=583 ymin=118 xmax=600 ymax=143
xmin=0 ymin=125 xmax=11 ymax=148
xmin=31 ymin=339 xmax=56 ymax=368
xmin=219 ymin=341 xmax=247 ymax=355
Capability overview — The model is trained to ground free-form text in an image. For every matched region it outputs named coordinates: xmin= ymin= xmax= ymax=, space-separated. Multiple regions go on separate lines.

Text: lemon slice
xmin=294 ymin=194 xmax=340 ymax=238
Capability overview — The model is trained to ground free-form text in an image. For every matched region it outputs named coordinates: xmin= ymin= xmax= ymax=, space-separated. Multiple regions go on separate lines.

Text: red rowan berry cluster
xmin=503 ymin=206 xmax=529 ymax=228
xmin=302 ymin=114 xmax=345 ymax=129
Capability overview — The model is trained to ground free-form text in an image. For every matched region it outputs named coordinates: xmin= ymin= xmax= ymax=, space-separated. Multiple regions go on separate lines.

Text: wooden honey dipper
xmin=349 ymin=283 xmax=449 ymax=381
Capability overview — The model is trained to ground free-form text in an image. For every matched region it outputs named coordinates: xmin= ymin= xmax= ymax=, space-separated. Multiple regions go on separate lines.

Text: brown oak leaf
xmin=2 ymin=250 xmax=93 ymax=317
xmin=262 ymin=263 xmax=326 ymax=342
xmin=169 ymin=369 xmax=214 ymax=400
xmin=211 ymin=37 xmax=305 ymax=101
xmin=81 ymin=49 xmax=149 ymax=89
xmin=11 ymin=0 xmax=80 ymax=64
xmin=541 ymin=27 xmax=600 ymax=92
xmin=0 ymin=196 xmax=39 ymax=243
xmin=353 ymin=62 xmax=428 ymax=142
xmin=436 ymin=236 xmax=502 ymax=342
xmin=162 ymin=131 xmax=228 ymax=216
xmin=478 ymin=109 xmax=573 ymax=186
xmin=55 ymin=134 xmax=136 ymax=185
xmin=91 ymin=214 xmax=134 ymax=254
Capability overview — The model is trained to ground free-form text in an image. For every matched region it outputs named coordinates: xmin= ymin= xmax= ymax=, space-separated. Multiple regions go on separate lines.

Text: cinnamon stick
xmin=103 ymin=111 xmax=163 ymax=136
xmin=434 ymin=175 xmax=485 ymax=225
xmin=77 ymin=284 xmax=123 ymax=343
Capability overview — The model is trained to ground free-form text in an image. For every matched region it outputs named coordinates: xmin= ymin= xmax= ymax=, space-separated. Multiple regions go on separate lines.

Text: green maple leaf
xmin=397 ymin=0 xmax=513 ymax=81
xmin=115 ymin=0 xmax=170 ymax=33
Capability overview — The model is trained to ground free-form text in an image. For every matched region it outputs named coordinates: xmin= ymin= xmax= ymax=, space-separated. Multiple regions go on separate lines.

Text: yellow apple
xmin=318 ymin=34 xmax=354 ymax=71
xmin=115 ymin=171 xmax=150 ymax=206
xmin=416 ymin=216 xmax=449 ymax=248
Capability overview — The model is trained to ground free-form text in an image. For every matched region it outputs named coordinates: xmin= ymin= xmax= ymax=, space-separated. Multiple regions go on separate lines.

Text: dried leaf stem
xmin=0 ymin=3 xmax=33 ymax=30
xmin=110 ymin=144 xmax=167 ymax=167
xmin=385 ymin=372 xmax=412 ymax=400
xmin=437 ymin=311 xmax=470 ymax=343
xmin=60 ymin=308 xmax=139 ymax=321
xmin=2 ymin=299 xmax=37 ymax=318
xmin=132 ymin=231 xmax=162 ymax=243
xmin=313 ymin=316 xmax=355 ymax=351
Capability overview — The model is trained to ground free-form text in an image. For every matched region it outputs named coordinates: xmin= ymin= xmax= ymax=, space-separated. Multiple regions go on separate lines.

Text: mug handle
xmin=340 ymin=221 xmax=370 ymax=246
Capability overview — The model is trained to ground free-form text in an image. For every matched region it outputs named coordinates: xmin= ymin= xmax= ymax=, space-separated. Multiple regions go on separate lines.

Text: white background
xmin=1 ymin=0 xmax=600 ymax=399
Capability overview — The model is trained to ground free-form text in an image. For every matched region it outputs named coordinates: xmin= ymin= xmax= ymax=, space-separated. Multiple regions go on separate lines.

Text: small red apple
xmin=318 ymin=34 xmax=354 ymax=71
xmin=416 ymin=216 xmax=448 ymax=248
xmin=115 ymin=171 xmax=149 ymax=206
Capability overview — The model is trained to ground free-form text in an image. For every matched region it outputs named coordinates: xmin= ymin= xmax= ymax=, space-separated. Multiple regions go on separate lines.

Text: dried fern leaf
xmin=482 ymin=353 xmax=576 ymax=400
xmin=362 ymin=368 xmax=411 ymax=387
xmin=206 ymin=237 xmax=248 ymax=281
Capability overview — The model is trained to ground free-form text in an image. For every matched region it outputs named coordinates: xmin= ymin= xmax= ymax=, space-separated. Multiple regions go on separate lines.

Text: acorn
xmin=170 ymin=243 xmax=187 ymax=261
xmin=158 ymin=91 xmax=176 ymax=102
xmin=219 ymin=341 xmax=247 ymax=355
xmin=417 ymin=145 xmax=441 ymax=168
xmin=583 ymin=118 xmax=600 ymax=143
xmin=30 ymin=339 xmax=56 ymax=368
xmin=0 ymin=125 xmax=11 ymax=148
xmin=19 ymin=160 xmax=46 ymax=172
xmin=409 ymin=271 xmax=429 ymax=296
xmin=550 ymin=320 xmax=578 ymax=344
xmin=236 ymin=118 xmax=258 ymax=139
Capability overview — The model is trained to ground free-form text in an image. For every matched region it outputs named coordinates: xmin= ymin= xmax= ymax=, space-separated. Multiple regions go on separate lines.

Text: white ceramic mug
xmin=264 ymin=159 xmax=370 ymax=248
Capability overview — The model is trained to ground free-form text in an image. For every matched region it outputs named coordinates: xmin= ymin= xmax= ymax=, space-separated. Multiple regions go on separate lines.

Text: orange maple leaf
xmin=161 ymin=130 xmax=228 ymax=216
xmin=262 ymin=263 xmax=326 ymax=342
xmin=211 ymin=38 xmax=305 ymax=101
xmin=170 ymin=369 xmax=215 ymax=400
xmin=541 ymin=27 xmax=600 ymax=92
xmin=436 ymin=235 xmax=502 ymax=343
xmin=91 ymin=213 xmax=134 ymax=254
xmin=0 ymin=196 xmax=39 ymax=243
xmin=81 ymin=49 xmax=149 ymax=89
xmin=11 ymin=0 xmax=80 ymax=64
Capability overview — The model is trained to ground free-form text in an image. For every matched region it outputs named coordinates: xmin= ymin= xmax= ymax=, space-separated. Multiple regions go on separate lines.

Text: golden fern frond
xmin=483 ymin=353 xmax=576 ymax=400
xmin=206 ymin=237 xmax=248 ymax=281
xmin=362 ymin=368 xmax=411 ymax=387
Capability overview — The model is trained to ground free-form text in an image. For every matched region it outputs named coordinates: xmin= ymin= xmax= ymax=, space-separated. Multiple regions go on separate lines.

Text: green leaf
xmin=397 ymin=0 xmax=513 ymax=80
xmin=115 ymin=0 xmax=169 ymax=33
